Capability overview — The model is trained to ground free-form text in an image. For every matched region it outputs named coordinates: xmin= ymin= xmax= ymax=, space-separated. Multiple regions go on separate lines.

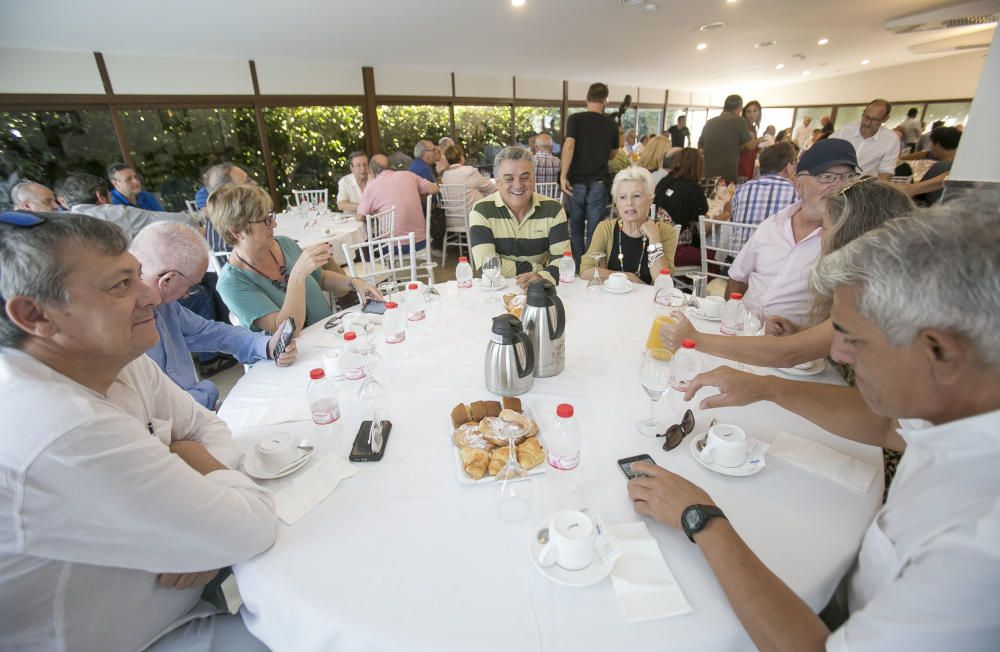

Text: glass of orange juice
xmin=646 ymin=312 xmax=680 ymax=352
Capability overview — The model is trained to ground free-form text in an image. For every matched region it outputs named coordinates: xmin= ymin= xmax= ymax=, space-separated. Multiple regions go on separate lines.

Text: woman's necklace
xmin=616 ymin=220 xmax=647 ymax=274
xmin=236 ymin=246 xmax=289 ymax=291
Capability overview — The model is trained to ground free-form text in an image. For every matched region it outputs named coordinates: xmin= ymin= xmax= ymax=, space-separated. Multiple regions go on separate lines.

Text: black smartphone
xmin=272 ymin=318 xmax=295 ymax=360
xmin=349 ymin=420 xmax=392 ymax=461
xmin=361 ymin=299 xmax=387 ymax=315
xmin=618 ymin=454 xmax=654 ymax=480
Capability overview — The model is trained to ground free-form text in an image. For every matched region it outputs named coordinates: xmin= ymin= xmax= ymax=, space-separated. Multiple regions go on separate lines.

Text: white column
xmin=949 ymin=29 xmax=1000 ymax=183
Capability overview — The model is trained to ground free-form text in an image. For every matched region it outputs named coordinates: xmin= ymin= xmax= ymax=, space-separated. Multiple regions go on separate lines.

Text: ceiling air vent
xmin=618 ymin=0 xmax=645 ymax=6
xmin=886 ymin=0 xmax=1000 ymax=34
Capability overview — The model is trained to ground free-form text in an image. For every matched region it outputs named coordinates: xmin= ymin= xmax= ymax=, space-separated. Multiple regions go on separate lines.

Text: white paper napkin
xmin=239 ymin=402 xmax=313 ymax=430
xmin=607 ymin=522 xmax=693 ymax=623
xmin=768 ymin=431 xmax=877 ymax=494
xmin=273 ymin=453 xmax=359 ymax=524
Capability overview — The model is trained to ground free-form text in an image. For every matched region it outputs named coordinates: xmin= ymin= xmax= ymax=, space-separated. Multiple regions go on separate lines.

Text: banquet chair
xmin=342 ymin=233 xmax=418 ymax=288
xmin=670 ymin=224 xmax=699 ymax=290
xmin=365 ymin=207 xmax=396 ymax=248
xmin=698 ymin=216 xmax=759 ymax=281
xmin=293 ymin=188 xmax=329 ymax=209
xmin=185 ymin=199 xmax=200 ymax=214
xmin=438 ymin=183 xmax=470 ymax=266
xmin=535 ymin=182 xmax=562 ymax=201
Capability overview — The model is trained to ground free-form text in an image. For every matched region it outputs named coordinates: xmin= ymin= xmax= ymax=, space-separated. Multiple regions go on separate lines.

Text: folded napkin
xmin=768 ymin=431 xmax=877 ymax=494
xmin=607 ymin=522 xmax=692 ymax=623
xmin=240 ymin=402 xmax=313 ymax=430
xmin=274 ymin=453 xmax=359 ymax=524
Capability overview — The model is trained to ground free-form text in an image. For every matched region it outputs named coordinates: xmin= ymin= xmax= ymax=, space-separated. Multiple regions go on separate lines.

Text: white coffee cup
xmin=538 ymin=510 xmax=596 ymax=571
xmin=255 ymin=434 xmax=299 ymax=473
xmin=699 ymin=423 xmax=748 ymax=468
xmin=605 ymin=272 xmax=628 ymax=291
xmin=699 ymin=295 xmax=725 ymax=318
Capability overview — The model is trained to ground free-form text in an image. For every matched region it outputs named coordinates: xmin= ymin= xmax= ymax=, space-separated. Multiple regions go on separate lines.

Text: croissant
xmin=516 ymin=437 xmax=544 ymax=470
xmin=460 ymin=447 xmax=489 ymax=480
xmin=488 ymin=447 xmax=508 ymax=476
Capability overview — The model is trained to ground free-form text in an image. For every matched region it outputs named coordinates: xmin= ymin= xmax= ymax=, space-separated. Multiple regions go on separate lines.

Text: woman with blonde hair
xmin=637 ymin=135 xmax=679 ymax=185
xmin=208 ymin=184 xmax=381 ymax=334
xmin=580 ymin=166 xmax=678 ymax=285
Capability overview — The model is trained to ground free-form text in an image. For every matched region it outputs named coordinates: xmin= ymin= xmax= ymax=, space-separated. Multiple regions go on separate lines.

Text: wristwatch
xmin=681 ymin=504 xmax=728 ymax=543
xmin=646 ymin=242 xmax=664 ymax=254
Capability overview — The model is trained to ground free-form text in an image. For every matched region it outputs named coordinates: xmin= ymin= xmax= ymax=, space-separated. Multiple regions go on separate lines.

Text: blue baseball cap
xmin=797 ymin=138 xmax=860 ymax=175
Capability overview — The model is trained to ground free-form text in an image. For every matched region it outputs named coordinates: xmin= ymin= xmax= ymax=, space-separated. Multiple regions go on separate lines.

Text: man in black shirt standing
xmin=667 ymin=115 xmax=691 ymax=148
xmin=560 ymin=82 xmax=620 ymax=265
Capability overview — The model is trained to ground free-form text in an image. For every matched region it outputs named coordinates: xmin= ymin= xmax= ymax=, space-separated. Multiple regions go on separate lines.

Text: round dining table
xmin=219 ymin=279 xmax=883 ymax=652
xmin=272 ymin=209 xmax=366 ymax=265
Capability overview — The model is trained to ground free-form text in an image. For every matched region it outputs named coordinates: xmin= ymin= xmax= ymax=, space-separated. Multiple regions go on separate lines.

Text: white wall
xmin=255 ymin=60 xmax=362 ymax=95
xmin=0 ymin=48 xmax=104 ymax=94
xmin=454 ymin=72 xmax=511 ymax=98
xmin=515 ymin=77 xmax=561 ymax=101
xmin=374 ymin=67 xmax=451 ymax=96
xmin=639 ymin=87 xmax=666 ymax=105
xmin=103 ymin=54 xmax=253 ymax=95
xmin=951 ymin=31 xmax=1000 ymax=183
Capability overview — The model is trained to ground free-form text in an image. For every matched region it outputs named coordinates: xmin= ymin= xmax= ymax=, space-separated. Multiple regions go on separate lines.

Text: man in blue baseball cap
xmin=725 ymin=137 xmax=860 ymax=328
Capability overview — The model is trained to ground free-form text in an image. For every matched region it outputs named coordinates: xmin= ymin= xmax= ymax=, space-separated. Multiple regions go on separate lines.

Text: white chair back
xmin=439 ymin=184 xmax=472 ymax=266
xmin=293 ymin=188 xmax=329 ymax=209
xmin=535 ymin=182 xmax=562 ymax=200
xmin=185 ymin=199 xmax=199 ymax=214
xmin=207 ymin=250 xmax=229 ymax=277
xmin=698 ymin=216 xmax=760 ymax=280
xmin=341 ymin=233 xmax=418 ymax=287
xmin=365 ymin=207 xmax=396 ymax=245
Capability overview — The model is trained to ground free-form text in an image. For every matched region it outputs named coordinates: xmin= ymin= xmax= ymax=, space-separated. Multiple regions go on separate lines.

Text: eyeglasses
xmin=158 ymin=270 xmax=202 ymax=297
xmin=656 ymin=409 xmax=696 ymax=451
xmin=860 ymin=113 xmax=886 ymax=124
xmin=801 ymin=171 xmax=861 ymax=184
xmin=836 ymin=176 xmax=876 ymax=197
xmin=0 ymin=211 xmax=46 ymax=227
xmin=249 ymin=212 xmax=276 ymax=227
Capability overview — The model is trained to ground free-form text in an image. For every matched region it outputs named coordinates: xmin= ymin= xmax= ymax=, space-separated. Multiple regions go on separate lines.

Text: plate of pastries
xmin=502 ymin=293 xmax=526 ymax=319
xmin=449 ymin=397 xmax=546 ymax=484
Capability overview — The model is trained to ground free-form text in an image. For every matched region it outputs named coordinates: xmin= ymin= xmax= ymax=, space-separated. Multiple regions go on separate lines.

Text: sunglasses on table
xmin=656 ymin=409 xmax=696 ymax=451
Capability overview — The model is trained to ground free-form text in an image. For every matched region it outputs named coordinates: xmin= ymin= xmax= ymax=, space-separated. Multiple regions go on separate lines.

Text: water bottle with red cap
xmin=546 ymin=403 xmax=582 ymax=495
xmin=558 ymin=250 xmax=576 ymax=284
xmin=721 ymin=292 xmax=746 ymax=336
xmin=406 ymin=283 xmax=426 ymax=321
xmin=670 ymin=339 xmax=701 ymax=392
xmin=341 ymin=331 xmax=366 ymax=380
xmin=383 ymin=301 xmax=406 ymax=344
xmin=455 ymin=256 xmax=473 ymax=289
xmin=307 ymin=368 xmax=340 ymax=435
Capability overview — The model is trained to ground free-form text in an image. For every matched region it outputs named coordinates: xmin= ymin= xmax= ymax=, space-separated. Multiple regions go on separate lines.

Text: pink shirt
xmin=728 ymin=201 xmax=823 ymax=326
xmin=441 ymin=164 xmax=495 ymax=214
xmin=357 ymin=170 xmax=435 ymax=243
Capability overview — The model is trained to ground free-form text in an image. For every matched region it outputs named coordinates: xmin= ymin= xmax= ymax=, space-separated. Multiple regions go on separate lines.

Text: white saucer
xmin=778 ymin=359 xmax=827 ymax=377
xmin=529 ymin=532 xmax=614 ymax=587
xmin=473 ymin=278 xmax=509 ymax=292
xmin=602 ymin=281 xmax=633 ymax=294
xmin=690 ymin=434 xmax=768 ymax=477
xmin=243 ymin=449 xmax=313 ymax=480
xmin=685 ymin=306 xmax=722 ymax=322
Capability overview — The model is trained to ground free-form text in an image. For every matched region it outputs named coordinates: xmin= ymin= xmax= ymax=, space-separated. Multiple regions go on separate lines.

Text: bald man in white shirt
xmin=831 ymin=99 xmax=900 ymax=179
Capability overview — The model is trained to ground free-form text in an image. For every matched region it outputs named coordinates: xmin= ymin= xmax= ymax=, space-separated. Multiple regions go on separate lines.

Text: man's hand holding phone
xmin=268 ymin=319 xmax=297 ymax=366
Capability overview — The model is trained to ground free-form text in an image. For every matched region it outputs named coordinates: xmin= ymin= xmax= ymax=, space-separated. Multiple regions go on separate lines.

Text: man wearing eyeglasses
xmin=725 ymin=138 xmax=859 ymax=328
xmin=131 ymin=222 xmax=297 ymax=410
xmin=831 ymin=99 xmax=899 ymax=179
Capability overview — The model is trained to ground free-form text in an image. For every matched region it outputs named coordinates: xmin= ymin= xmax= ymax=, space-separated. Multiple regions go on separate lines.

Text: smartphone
xmin=272 ymin=318 xmax=295 ymax=360
xmin=349 ymin=420 xmax=393 ymax=461
xmin=618 ymin=454 xmax=654 ymax=480
xmin=361 ymin=300 xmax=387 ymax=315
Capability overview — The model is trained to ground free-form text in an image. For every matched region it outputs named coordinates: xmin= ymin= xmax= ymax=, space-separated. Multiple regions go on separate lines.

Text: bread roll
xmin=501 ymin=396 xmax=522 ymax=413
xmin=460 ymin=447 xmax=489 ymax=480
xmin=484 ymin=400 xmax=502 ymax=417
xmin=450 ymin=403 xmax=472 ymax=429
xmin=454 ymin=422 xmax=491 ymax=450
xmin=470 ymin=400 xmax=488 ymax=421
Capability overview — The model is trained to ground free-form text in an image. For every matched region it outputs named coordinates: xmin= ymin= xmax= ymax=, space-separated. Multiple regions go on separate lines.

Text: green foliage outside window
xmin=513 ymin=106 xmax=561 ymax=145
xmin=455 ymin=105 xmax=512 ymax=165
xmin=376 ymin=105 xmax=450 ymax=162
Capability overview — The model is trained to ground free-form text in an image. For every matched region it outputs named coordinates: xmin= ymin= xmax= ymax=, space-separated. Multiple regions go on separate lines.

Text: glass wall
xmin=833 ymin=105 xmax=864 ymax=132
xmin=0 ymin=110 xmax=121 ymax=209
xmin=263 ymin=105 xmax=364 ymax=207
xmin=637 ymin=108 xmax=663 ymax=138
xmin=792 ymin=107 xmax=832 ymax=134
xmin=621 ymin=108 xmax=637 ymax=133
xmin=761 ymin=107 xmax=796 ymax=135
xmin=923 ymin=101 xmax=972 ymax=128
xmin=454 ymin=105 xmax=511 ymax=166
xmin=514 ymin=105 xmax=561 ymax=147
xmin=376 ymin=104 xmax=451 ymax=166
xmin=686 ymin=108 xmax=711 ymax=148
xmin=120 ymin=107 xmax=264 ymax=211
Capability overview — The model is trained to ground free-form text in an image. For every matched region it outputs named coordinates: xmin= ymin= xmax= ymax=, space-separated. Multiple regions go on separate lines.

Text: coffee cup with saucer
xmin=691 ymin=424 xmax=768 ymax=477
xmin=244 ymin=433 xmax=312 ymax=480
xmin=691 ymin=295 xmax=724 ymax=320
xmin=529 ymin=510 xmax=614 ymax=587
xmin=603 ymin=272 xmax=631 ymax=293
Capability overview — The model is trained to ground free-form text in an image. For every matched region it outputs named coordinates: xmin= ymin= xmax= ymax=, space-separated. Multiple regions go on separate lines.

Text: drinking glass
xmin=357 ymin=375 xmax=387 ymax=454
xmin=420 ymin=261 xmax=441 ymax=297
xmin=688 ymin=272 xmax=708 ymax=299
xmin=743 ymin=299 xmax=765 ymax=336
xmin=481 ymin=255 xmax=502 ymax=290
xmin=495 ymin=420 xmax=533 ymax=522
xmin=637 ymin=348 xmax=673 ymax=436
xmin=585 ymin=252 xmax=606 ymax=302
xmin=378 ymin=281 xmax=398 ymax=304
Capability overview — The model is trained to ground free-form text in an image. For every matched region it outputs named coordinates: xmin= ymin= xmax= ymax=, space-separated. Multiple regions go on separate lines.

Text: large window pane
xmin=0 ymin=110 xmax=120 ymax=209
xmin=514 ymin=105 xmax=561 ymax=146
xmin=376 ymin=105 xmax=450 ymax=167
xmin=923 ymin=101 xmax=971 ymax=128
xmin=455 ymin=105 xmax=511 ymax=166
xmin=793 ymin=107 xmax=832 ymax=133
xmin=761 ymin=107 xmax=796 ymax=134
xmin=264 ymin=105 xmax=364 ymax=208
xmin=686 ymin=108 xmax=710 ymax=148
xmin=120 ymin=107 xmax=264 ymax=211
xmin=621 ymin=108 xmax=637 ymax=133
xmin=637 ymin=108 xmax=663 ymax=138
xmin=834 ymin=105 xmax=865 ymax=132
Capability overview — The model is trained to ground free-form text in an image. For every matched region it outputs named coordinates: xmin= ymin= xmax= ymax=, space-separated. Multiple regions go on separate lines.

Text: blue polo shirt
xmin=409 ymin=158 xmax=436 ymax=184
xmin=110 ymin=188 xmax=165 ymax=212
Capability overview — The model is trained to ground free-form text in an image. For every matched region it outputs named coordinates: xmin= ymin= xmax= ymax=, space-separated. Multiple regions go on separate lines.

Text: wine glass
xmin=481 ymin=255 xmax=502 ymax=290
xmin=378 ymin=281 xmax=397 ymax=304
xmin=357 ymin=375 xmax=387 ymax=454
xmin=585 ymin=252 xmax=605 ymax=302
xmin=494 ymin=420 xmax=533 ymax=522
xmin=637 ymin=348 xmax=673 ymax=436
xmin=420 ymin=261 xmax=440 ymax=298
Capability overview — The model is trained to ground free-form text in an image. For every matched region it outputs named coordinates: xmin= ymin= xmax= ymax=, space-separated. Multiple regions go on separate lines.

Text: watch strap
xmin=682 ymin=504 xmax=727 ymax=543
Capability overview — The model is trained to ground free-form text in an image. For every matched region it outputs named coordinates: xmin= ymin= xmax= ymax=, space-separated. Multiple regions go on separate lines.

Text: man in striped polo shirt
xmin=469 ymin=147 xmax=570 ymax=288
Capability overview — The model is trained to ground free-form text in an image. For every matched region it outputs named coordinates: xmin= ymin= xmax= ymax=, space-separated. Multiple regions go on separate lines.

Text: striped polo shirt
xmin=469 ymin=191 xmax=570 ymax=284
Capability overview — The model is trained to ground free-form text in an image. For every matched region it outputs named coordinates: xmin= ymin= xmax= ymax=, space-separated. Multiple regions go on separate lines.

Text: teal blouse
xmin=218 ymin=236 xmax=333 ymax=333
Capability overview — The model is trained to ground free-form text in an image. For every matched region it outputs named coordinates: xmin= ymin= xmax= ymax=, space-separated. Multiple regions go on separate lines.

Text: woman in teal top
xmin=208 ymin=184 xmax=381 ymax=334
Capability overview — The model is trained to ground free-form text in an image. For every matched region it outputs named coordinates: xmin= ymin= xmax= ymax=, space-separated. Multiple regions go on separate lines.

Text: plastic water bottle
xmin=546 ymin=403 xmax=582 ymax=495
xmin=558 ymin=250 xmax=576 ymax=284
xmin=455 ymin=256 xmax=473 ymax=289
xmin=720 ymin=292 xmax=746 ymax=336
xmin=670 ymin=339 xmax=701 ymax=391
xmin=383 ymin=301 xmax=406 ymax=344
xmin=406 ymin=283 xmax=426 ymax=321
xmin=307 ymin=368 xmax=340 ymax=434
xmin=341 ymin=331 xmax=366 ymax=380
xmin=653 ymin=268 xmax=674 ymax=293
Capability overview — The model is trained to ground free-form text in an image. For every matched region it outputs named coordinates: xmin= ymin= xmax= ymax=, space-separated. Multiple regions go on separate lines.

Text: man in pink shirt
xmin=357 ymin=154 xmax=439 ymax=252
xmin=726 ymin=138 xmax=860 ymax=327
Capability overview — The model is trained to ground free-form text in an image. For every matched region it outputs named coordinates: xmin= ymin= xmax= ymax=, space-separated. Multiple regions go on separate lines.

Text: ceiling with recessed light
xmin=0 ymin=0 xmax=995 ymax=93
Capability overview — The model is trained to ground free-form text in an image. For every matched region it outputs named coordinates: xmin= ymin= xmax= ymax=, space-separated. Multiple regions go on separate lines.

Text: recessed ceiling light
xmin=727 ymin=0 xmax=738 ymax=3
xmin=511 ymin=0 xmax=525 ymax=6
xmin=775 ymin=63 xmax=785 ymax=70
xmin=803 ymin=70 xmax=811 ymax=76
xmin=697 ymin=43 xmax=708 ymax=50
xmin=861 ymin=59 xmax=870 ymax=65
xmin=645 ymin=2 xmax=657 ymax=11
xmin=755 ymin=40 xmax=776 ymax=48
xmin=817 ymin=38 xmax=829 ymax=45
xmin=699 ymin=21 xmax=726 ymax=31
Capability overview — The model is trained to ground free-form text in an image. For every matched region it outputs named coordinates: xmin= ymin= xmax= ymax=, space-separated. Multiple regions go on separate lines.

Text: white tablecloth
xmin=219 ymin=281 xmax=883 ymax=652
xmin=273 ymin=210 xmax=365 ymax=265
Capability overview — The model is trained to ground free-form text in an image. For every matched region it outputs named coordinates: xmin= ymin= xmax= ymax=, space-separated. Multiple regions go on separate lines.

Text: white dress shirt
xmin=727 ymin=201 xmax=822 ymax=326
xmin=441 ymin=164 xmax=496 ymax=215
xmin=336 ymin=173 xmax=363 ymax=208
xmin=830 ymin=124 xmax=900 ymax=177
xmin=69 ymin=204 xmax=196 ymax=240
xmin=827 ymin=409 xmax=1000 ymax=651
xmin=794 ymin=124 xmax=814 ymax=149
xmin=0 ymin=349 xmax=277 ymax=652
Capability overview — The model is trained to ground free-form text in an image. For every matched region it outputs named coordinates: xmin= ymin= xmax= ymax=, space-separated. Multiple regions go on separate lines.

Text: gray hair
xmin=9 ymin=181 xmax=44 ymax=207
xmin=0 ymin=212 xmax=130 ymax=348
xmin=813 ymin=202 xmax=1000 ymax=368
xmin=204 ymin=163 xmax=243 ymax=194
xmin=611 ymin=166 xmax=654 ymax=202
xmin=492 ymin=146 xmax=534 ymax=179
xmin=130 ymin=221 xmax=209 ymax=277
xmin=535 ymin=133 xmax=553 ymax=151
xmin=438 ymin=137 xmax=454 ymax=149
xmin=413 ymin=140 xmax=434 ymax=159
xmin=59 ymin=173 xmax=106 ymax=206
